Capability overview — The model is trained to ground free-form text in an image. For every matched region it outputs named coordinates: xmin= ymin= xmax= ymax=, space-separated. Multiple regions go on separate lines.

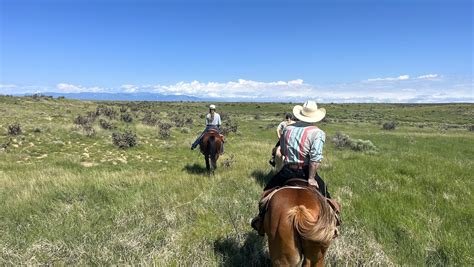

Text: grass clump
xmin=7 ymin=122 xmax=22 ymax=135
xmin=332 ymin=132 xmax=377 ymax=152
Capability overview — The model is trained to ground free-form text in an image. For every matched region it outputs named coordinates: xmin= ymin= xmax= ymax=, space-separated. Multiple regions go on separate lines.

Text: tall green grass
xmin=0 ymin=96 xmax=473 ymax=265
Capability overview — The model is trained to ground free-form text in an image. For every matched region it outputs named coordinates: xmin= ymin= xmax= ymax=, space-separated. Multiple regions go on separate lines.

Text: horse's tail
xmin=208 ymin=135 xmax=217 ymax=169
xmin=287 ymin=200 xmax=336 ymax=244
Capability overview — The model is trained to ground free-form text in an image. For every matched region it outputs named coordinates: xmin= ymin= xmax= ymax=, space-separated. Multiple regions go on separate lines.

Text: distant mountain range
xmin=26 ymin=92 xmax=203 ymax=102
xmin=15 ymin=92 xmax=291 ymax=102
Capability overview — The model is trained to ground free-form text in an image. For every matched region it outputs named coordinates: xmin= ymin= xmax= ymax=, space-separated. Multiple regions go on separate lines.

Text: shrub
xmin=332 ymin=132 xmax=377 ymax=152
xmin=74 ymin=115 xmax=89 ymax=126
xmin=350 ymin=139 xmax=377 ymax=152
xmin=382 ymin=121 xmax=397 ymax=130
xmin=7 ymin=123 xmax=22 ymax=135
xmin=86 ymin=111 xmax=98 ymax=121
xmin=33 ymin=127 xmax=42 ymax=133
xmin=82 ymin=124 xmax=96 ymax=137
xmin=221 ymin=120 xmax=238 ymax=135
xmin=112 ymin=130 xmax=138 ymax=149
xmin=332 ymin=132 xmax=352 ymax=149
xmin=74 ymin=113 xmax=96 ymax=126
xmin=159 ymin=128 xmax=171 ymax=139
xmin=185 ymin=117 xmax=194 ymax=125
xmin=181 ymin=127 xmax=190 ymax=134
xmin=174 ymin=118 xmax=186 ymax=128
xmin=142 ymin=112 xmax=158 ymax=126
xmin=120 ymin=113 xmax=133 ymax=123
xmin=254 ymin=114 xmax=262 ymax=120
xmin=120 ymin=106 xmax=128 ymax=113
xmin=468 ymin=125 xmax=474 ymax=132
xmin=0 ymin=139 xmax=11 ymax=150
xmin=159 ymin=122 xmax=173 ymax=131
xmin=220 ymin=112 xmax=230 ymax=121
xmin=96 ymin=105 xmax=117 ymax=119
xmin=99 ymin=119 xmax=116 ymax=130
xmin=221 ymin=154 xmax=235 ymax=168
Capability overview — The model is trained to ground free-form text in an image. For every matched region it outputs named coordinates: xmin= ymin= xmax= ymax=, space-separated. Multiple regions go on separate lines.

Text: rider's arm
xmin=276 ymin=122 xmax=283 ymax=139
xmin=308 ymin=162 xmax=320 ymax=186
xmin=217 ymin=114 xmax=221 ymax=128
xmin=308 ymin=130 xmax=326 ymax=186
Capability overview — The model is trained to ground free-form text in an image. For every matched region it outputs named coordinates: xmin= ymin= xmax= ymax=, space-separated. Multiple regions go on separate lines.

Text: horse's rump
xmin=265 ymin=187 xmax=336 ymax=249
xmin=199 ymin=131 xmax=223 ymax=154
xmin=287 ymin=202 xmax=336 ymax=245
xmin=199 ymin=130 xmax=224 ymax=173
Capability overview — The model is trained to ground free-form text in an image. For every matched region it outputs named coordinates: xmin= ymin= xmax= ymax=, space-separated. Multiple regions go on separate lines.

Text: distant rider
xmin=269 ymin=112 xmax=295 ymax=166
xmin=191 ymin=104 xmax=223 ymax=153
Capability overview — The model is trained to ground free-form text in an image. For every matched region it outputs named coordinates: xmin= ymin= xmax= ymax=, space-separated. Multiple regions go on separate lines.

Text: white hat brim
xmin=293 ymin=105 xmax=326 ymax=123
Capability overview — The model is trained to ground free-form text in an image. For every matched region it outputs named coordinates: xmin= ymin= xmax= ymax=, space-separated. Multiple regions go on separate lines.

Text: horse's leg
xmin=211 ymin=153 xmax=218 ymax=171
xmin=301 ymin=240 xmax=328 ymax=267
xmin=265 ymin=211 xmax=301 ymax=266
xmin=205 ymin=154 xmax=210 ymax=174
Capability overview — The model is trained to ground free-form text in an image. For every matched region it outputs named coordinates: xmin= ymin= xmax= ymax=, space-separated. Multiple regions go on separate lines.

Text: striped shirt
xmin=280 ymin=122 xmax=325 ymax=166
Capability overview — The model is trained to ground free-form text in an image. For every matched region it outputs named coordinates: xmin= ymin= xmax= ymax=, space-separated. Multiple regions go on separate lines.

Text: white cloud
xmin=121 ymin=84 xmax=139 ymax=93
xmin=417 ymin=74 xmax=439 ymax=79
xmin=367 ymin=75 xmax=410 ymax=82
xmin=56 ymin=83 xmax=106 ymax=93
xmin=127 ymin=79 xmax=313 ymax=99
xmin=2 ymin=74 xmax=472 ymax=103
xmin=0 ymin=84 xmax=17 ymax=88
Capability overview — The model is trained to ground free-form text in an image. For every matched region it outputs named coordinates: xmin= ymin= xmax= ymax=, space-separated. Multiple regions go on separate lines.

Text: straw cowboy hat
xmin=292 ymin=100 xmax=326 ymax=123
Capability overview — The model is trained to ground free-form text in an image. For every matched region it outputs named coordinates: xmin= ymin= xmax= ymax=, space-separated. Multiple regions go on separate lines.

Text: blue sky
xmin=0 ymin=0 xmax=472 ymax=102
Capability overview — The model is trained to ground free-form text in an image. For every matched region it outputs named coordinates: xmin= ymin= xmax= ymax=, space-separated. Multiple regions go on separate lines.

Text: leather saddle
xmin=204 ymin=129 xmax=225 ymax=141
xmin=259 ymin=178 xmax=341 ymax=223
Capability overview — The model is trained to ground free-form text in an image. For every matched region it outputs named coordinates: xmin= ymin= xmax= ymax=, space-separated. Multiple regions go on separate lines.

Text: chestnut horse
xmin=199 ymin=130 xmax=223 ymax=175
xmin=263 ymin=186 xmax=337 ymax=266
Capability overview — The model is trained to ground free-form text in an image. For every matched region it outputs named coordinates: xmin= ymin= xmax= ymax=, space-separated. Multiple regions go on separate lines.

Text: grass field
xmin=0 ymin=95 xmax=473 ymax=265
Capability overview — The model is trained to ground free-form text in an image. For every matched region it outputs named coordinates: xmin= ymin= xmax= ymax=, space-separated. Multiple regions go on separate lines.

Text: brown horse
xmin=199 ymin=129 xmax=224 ymax=175
xmin=263 ymin=186 xmax=337 ymax=266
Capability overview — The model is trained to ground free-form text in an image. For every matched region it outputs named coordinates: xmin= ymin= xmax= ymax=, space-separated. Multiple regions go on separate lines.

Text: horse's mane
xmin=287 ymin=192 xmax=337 ymax=245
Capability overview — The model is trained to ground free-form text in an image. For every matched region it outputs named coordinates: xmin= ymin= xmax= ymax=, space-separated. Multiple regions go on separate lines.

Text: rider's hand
xmin=308 ymin=177 xmax=318 ymax=187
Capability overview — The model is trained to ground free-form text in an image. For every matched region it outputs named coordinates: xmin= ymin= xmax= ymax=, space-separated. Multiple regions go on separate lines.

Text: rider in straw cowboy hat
xmin=251 ymin=100 xmax=340 ymax=235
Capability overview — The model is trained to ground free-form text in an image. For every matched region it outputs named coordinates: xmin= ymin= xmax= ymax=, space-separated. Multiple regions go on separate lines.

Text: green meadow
xmin=0 ymin=95 xmax=473 ymax=265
